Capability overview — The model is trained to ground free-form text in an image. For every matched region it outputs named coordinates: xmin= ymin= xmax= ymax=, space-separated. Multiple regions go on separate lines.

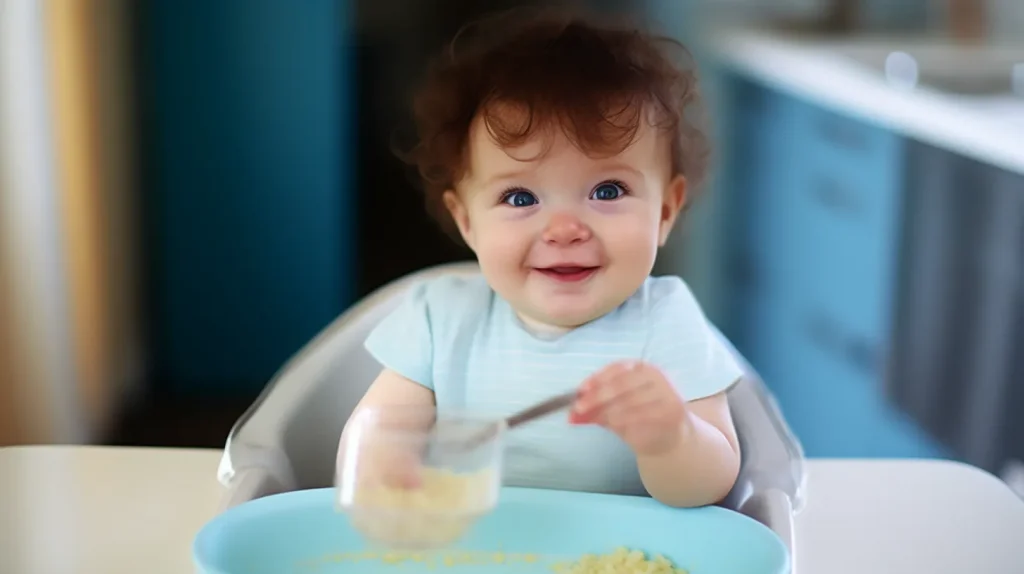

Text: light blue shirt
xmin=364 ymin=274 xmax=742 ymax=496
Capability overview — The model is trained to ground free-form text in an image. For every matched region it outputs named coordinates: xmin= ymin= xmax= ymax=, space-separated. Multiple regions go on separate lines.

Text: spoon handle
xmin=504 ymin=390 xmax=578 ymax=429
xmin=453 ymin=391 xmax=578 ymax=453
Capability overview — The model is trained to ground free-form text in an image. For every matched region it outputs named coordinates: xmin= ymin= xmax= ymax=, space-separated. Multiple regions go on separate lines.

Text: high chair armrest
xmin=714 ymin=325 xmax=807 ymax=513
xmin=713 ymin=326 xmax=804 ymax=572
xmin=216 ymin=281 xmax=405 ymax=490
xmin=217 ymin=441 xmax=295 ymax=501
xmin=740 ymin=488 xmax=797 ymax=564
xmin=218 ymin=467 xmax=287 ymax=512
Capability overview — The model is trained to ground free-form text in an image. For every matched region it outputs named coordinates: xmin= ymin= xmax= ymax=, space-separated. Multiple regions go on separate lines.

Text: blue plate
xmin=194 ymin=487 xmax=790 ymax=573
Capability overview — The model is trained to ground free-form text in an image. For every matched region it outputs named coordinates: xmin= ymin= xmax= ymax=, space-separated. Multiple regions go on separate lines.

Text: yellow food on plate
xmin=346 ymin=466 xmax=497 ymax=549
xmin=553 ymin=547 xmax=689 ymax=574
xmin=299 ymin=547 xmax=688 ymax=572
xmin=298 ymin=549 xmax=543 ymax=569
xmin=354 ymin=465 xmax=497 ymax=513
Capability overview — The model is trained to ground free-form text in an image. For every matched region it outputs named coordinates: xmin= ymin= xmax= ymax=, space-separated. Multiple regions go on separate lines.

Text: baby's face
xmin=445 ymin=107 xmax=685 ymax=329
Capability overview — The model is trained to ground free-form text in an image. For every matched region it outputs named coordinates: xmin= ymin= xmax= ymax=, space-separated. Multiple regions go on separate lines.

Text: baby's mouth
xmin=535 ymin=266 xmax=600 ymax=283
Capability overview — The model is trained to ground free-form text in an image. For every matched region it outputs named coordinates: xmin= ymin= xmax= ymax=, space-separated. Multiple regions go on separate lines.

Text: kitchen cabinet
xmin=719 ymin=77 xmax=800 ymax=385
xmin=718 ymin=73 xmax=949 ymax=459
xmin=888 ymin=140 xmax=1024 ymax=474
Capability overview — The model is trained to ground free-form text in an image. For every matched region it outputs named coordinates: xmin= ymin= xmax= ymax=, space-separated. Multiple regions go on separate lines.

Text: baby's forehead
xmin=463 ymin=105 xmax=672 ymax=182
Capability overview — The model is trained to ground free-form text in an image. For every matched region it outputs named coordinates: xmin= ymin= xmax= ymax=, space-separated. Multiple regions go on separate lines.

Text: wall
xmin=0 ymin=0 xmax=83 ymax=443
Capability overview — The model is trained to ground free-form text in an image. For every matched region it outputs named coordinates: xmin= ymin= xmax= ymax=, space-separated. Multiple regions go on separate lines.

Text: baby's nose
xmin=542 ymin=212 xmax=592 ymax=245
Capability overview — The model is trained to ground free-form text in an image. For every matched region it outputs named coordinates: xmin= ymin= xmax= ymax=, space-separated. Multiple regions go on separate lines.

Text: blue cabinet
xmin=787 ymin=102 xmax=906 ymax=354
xmin=785 ymin=298 xmax=949 ymax=458
xmin=719 ymin=73 xmax=949 ymax=459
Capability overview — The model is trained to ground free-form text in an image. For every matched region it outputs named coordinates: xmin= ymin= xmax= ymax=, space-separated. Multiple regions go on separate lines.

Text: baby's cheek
xmin=478 ymin=230 xmax=530 ymax=270
xmin=604 ymin=221 xmax=657 ymax=267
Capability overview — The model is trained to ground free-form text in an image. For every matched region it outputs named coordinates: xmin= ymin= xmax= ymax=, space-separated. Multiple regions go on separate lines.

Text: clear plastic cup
xmin=334 ymin=405 xmax=505 ymax=550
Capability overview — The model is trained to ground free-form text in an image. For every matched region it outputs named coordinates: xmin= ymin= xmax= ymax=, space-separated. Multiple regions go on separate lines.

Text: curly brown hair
xmin=398 ymin=7 xmax=710 ymax=239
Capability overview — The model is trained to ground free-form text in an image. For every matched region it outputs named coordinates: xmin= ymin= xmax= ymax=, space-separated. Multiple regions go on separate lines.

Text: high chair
xmin=215 ymin=262 xmax=807 ymax=559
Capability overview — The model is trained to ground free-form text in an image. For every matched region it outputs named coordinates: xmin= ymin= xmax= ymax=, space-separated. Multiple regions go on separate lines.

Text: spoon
xmin=505 ymin=389 xmax=579 ymax=428
xmin=451 ymin=390 xmax=579 ymax=452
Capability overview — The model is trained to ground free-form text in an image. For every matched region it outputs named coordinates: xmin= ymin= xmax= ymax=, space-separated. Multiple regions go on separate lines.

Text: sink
xmin=830 ymin=41 xmax=1024 ymax=97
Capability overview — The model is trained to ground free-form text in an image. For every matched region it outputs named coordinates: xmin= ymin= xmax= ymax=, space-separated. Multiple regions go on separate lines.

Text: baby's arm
xmin=635 ymin=388 xmax=740 ymax=507
xmin=618 ymin=276 xmax=744 ymax=507
xmin=347 ymin=368 xmax=435 ymax=419
xmin=340 ymin=370 xmax=435 ymax=488
xmin=573 ymin=360 xmax=740 ymax=507
xmin=340 ymin=278 xmax=455 ymax=487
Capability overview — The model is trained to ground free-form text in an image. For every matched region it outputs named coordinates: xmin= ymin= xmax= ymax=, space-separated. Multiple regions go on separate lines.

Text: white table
xmin=1 ymin=446 xmax=1023 ymax=573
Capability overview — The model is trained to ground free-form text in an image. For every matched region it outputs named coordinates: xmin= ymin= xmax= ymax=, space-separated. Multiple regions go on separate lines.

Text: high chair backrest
xmin=218 ymin=262 xmax=805 ymax=553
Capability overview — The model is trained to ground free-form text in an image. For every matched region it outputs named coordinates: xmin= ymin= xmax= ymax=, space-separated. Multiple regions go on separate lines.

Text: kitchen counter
xmin=710 ymin=27 xmax=1024 ymax=175
xmin=2 ymin=445 xmax=1024 ymax=573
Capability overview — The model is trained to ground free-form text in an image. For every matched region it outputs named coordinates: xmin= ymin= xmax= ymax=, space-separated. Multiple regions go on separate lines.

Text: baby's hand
xmin=360 ymin=448 xmax=424 ymax=490
xmin=569 ymin=361 xmax=687 ymax=456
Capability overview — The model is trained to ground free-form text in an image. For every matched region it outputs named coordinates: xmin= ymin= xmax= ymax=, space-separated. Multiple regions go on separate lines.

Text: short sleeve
xmin=642 ymin=277 xmax=743 ymax=401
xmin=364 ymin=281 xmax=435 ymax=389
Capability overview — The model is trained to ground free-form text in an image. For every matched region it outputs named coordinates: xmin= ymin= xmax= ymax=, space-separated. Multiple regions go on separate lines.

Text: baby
xmin=349 ymin=9 xmax=742 ymax=509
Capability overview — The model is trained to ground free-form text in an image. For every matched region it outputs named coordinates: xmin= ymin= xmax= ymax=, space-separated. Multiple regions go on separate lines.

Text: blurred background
xmin=1 ymin=0 xmax=1022 ymax=491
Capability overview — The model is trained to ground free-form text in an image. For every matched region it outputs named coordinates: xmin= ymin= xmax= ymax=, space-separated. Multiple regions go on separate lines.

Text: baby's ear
xmin=443 ymin=190 xmax=475 ymax=249
xmin=658 ymin=175 xmax=687 ymax=246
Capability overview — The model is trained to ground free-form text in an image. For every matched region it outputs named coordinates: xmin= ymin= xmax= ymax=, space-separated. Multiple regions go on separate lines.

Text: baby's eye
xmin=590 ymin=181 xmax=627 ymax=201
xmin=501 ymin=189 xmax=538 ymax=208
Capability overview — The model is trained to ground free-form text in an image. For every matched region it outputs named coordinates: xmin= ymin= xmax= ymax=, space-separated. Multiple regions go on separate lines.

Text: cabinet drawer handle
xmin=810 ymin=174 xmax=864 ymax=218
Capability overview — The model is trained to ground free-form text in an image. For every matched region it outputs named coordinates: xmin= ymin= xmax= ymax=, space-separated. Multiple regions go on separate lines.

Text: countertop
xmin=710 ymin=26 xmax=1024 ymax=175
xmin=1 ymin=445 xmax=1023 ymax=573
